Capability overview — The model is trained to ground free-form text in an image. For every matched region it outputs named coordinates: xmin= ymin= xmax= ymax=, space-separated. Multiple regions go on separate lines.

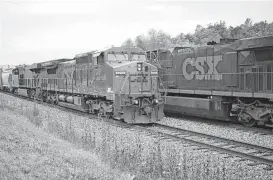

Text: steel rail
xmin=145 ymin=123 xmax=273 ymax=168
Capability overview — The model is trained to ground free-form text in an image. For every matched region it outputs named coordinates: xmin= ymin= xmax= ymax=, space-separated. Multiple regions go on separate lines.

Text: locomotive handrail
xmin=116 ymin=65 xmax=131 ymax=95
xmin=119 ymin=76 xmax=127 ymax=94
xmin=158 ymin=76 xmax=167 ymax=102
xmin=114 ymin=77 xmax=124 ymax=93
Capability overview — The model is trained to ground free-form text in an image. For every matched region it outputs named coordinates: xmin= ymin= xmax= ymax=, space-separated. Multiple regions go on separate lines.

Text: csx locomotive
xmin=0 ymin=47 xmax=164 ymax=124
xmin=147 ymin=35 xmax=273 ymax=127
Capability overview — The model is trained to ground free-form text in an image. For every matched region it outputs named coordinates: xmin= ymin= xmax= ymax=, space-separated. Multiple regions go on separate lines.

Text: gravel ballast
xmin=160 ymin=116 xmax=273 ymax=149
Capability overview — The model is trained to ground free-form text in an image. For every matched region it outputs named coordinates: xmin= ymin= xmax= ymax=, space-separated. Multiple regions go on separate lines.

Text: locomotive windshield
xmin=131 ymin=54 xmax=146 ymax=61
xmin=108 ymin=53 xmax=129 ymax=61
xmin=107 ymin=52 xmax=146 ymax=62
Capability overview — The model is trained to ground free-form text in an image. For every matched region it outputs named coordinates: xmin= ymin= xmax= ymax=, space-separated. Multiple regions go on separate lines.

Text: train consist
xmin=146 ymin=35 xmax=273 ymax=127
xmin=2 ymin=35 xmax=273 ymax=127
xmin=0 ymin=47 xmax=164 ymax=124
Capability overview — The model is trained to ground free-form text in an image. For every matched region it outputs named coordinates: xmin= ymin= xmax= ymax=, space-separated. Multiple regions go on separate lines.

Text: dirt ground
xmin=0 ymin=108 xmax=133 ymax=180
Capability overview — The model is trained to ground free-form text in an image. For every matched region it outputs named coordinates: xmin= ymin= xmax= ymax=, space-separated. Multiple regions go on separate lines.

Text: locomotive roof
xmin=145 ymin=35 xmax=273 ymax=53
xmin=236 ymin=35 xmax=273 ymax=50
xmin=74 ymin=47 xmax=145 ymax=59
xmin=75 ymin=51 xmax=95 ymax=58
xmin=28 ymin=58 xmax=72 ymax=70
xmin=40 ymin=58 xmax=72 ymax=65
xmin=58 ymin=60 xmax=76 ymax=65
xmin=93 ymin=47 xmax=145 ymax=57
xmin=146 ymin=47 xmax=191 ymax=53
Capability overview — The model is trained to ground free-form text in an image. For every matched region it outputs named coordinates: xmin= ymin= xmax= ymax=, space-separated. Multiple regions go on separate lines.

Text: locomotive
xmin=146 ymin=35 xmax=273 ymax=127
xmin=0 ymin=47 xmax=164 ymax=124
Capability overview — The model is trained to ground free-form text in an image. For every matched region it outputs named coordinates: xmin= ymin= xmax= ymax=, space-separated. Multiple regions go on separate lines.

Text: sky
xmin=1 ymin=0 xmax=273 ymax=65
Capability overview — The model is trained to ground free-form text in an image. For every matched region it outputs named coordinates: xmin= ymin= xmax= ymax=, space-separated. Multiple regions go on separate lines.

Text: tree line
xmin=121 ymin=18 xmax=273 ymax=50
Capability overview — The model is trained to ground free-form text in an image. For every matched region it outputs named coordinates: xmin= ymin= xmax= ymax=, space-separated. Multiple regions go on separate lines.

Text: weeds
xmin=0 ymin=94 xmax=4 ymax=111
xmin=2 ymin=92 xmax=273 ymax=180
xmin=28 ymin=103 xmax=42 ymax=127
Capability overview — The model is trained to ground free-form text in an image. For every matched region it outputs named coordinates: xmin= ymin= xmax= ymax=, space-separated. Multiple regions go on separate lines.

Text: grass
xmin=0 ymin=99 xmax=134 ymax=179
xmin=1 ymin=92 xmax=273 ymax=180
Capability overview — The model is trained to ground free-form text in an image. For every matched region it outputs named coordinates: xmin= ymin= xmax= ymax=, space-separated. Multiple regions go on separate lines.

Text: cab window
xmin=108 ymin=53 xmax=128 ymax=61
xmin=131 ymin=54 xmax=146 ymax=61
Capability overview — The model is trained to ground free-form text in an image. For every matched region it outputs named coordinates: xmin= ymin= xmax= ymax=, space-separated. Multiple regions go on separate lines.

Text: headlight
xmin=137 ymin=63 xmax=142 ymax=71
xmin=154 ymin=99 xmax=159 ymax=104
xmin=133 ymin=99 xmax=138 ymax=105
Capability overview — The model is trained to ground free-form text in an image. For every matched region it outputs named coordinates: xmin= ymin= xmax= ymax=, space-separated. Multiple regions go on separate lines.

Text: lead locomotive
xmin=1 ymin=47 xmax=164 ymax=124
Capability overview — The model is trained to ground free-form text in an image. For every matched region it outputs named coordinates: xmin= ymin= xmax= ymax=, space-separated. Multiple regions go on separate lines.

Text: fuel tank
xmin=66 ymin=96 xmax=74 ymax=103
xmin=58 ymin=95 xmax=66 ymax=102
xmin=164 ymin=96 xmax=232 ymax=121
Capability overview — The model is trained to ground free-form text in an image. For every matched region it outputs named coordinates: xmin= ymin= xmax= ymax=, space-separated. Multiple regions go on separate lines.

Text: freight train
xmin=146 ymin=35 xmax=273 ymax=127
xmin=0 ymin=47 xmax=164 ymax=124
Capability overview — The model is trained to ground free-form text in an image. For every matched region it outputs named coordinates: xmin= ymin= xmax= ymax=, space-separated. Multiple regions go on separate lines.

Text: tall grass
xmin=0 ymin=93 xmax=4 ymax=111
xmin=2 ymin=92 xmax=273 ymax=180
xmin=28 ymin=103 xmax=42 ymax=127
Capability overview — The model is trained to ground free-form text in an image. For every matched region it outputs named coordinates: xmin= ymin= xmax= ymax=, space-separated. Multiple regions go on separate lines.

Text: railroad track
xmin=165 ymin=113 xmax=273 ymax=136
xmin=3 ymin=91 xmax=273 ymax=170
xmin=141 ymin=123 xmax=273 ymax=170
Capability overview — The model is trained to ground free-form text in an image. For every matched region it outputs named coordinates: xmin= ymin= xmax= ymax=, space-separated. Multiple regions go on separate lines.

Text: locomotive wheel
xmin=238 ymin=112 xmax=257 ymax=127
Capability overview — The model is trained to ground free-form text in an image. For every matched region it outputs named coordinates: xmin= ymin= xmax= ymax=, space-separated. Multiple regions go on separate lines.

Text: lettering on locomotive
xmin=182 ymin=55 xmax=223 ymax=81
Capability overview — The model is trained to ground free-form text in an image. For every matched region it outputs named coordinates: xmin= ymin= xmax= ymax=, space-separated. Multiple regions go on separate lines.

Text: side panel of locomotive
xmin=56 ymin=56 xmax=108 ymax=96
xmin=146 ymin=45 xmax=238 ymax=121
xmin=57 ymin=60 xmax=76 ymax=93
xmin=166 ymin=44 xmax=237 ymax=92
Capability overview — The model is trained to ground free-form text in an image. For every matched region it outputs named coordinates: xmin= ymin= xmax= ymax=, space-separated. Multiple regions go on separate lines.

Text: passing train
xmin=0 ymin=47 xmax=164 ymax=124
xmin=146 ymin=35 xmax=273 ymax=127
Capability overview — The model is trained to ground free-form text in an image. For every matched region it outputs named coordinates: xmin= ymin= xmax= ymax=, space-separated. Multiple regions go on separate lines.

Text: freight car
xmin=146 ymin=35 xmax=273 ymax=127
xmin=11 ymin=47 xmax=164 ymax=124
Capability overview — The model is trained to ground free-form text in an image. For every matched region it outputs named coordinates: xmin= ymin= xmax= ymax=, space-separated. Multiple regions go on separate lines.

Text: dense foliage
xmin=121 ymin=18 xmax=273 ymax=50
